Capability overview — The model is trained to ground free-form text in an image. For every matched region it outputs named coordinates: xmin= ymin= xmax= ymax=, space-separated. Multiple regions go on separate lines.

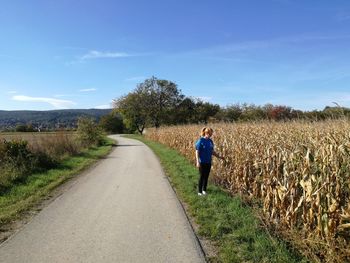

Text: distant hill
xmin=0 ymin=109 xmax=113 ymax=131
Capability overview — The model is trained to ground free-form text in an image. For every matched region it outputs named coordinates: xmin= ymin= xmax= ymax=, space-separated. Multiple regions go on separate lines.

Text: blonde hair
xmin=200 ymin=127 xmax=213 ymax=137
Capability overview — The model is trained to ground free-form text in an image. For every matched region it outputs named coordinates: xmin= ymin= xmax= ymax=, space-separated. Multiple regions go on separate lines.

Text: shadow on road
xmin=116 ymin=144 xmax=143 ymax=147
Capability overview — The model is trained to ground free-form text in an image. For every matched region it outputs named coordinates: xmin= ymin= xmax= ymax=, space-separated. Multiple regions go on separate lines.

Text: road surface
xmin=0 ymin=135 xmax=205 ymax=263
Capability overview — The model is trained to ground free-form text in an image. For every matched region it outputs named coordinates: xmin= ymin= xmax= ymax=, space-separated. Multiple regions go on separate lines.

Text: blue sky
xmin=0 ymin=0 xmax=349 ymax=111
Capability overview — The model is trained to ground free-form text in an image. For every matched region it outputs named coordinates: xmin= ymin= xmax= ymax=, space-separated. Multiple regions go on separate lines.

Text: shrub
xmin=0 ymin=130 xmax=99 ymax=193
xmin=99 ymin=112 xmax=124 ymax=134
xmin=77 ymin=117 xmax=105 ymax=147
xmin=0 ymin=140 xmax=36 ymax=191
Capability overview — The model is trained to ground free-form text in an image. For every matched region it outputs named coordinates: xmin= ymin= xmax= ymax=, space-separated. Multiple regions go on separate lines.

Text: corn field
xmin=145 ymin=120 xmax=350 ymax=262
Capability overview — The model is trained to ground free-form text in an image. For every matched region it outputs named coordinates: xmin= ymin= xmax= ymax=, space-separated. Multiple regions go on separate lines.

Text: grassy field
xmin=0 ymin=131 xmax=78 ymax=151
xmin=126 ymin=134 xmax=306 ymax=263
xmin=0 ymin=131 xmax=76 ymax=140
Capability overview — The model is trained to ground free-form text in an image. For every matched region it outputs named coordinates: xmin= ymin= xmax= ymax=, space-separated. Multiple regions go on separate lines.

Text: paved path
xmin=0 ymin=135 xmax=205 ymax=263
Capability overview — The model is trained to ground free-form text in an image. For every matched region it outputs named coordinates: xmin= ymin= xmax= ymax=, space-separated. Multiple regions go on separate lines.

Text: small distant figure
xmin=195 ymin=127 xmax=224 ymax=196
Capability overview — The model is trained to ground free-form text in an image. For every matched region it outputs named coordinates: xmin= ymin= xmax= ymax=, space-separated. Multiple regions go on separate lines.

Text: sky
xmin=0 ymin=0 xmax=349 ymax=111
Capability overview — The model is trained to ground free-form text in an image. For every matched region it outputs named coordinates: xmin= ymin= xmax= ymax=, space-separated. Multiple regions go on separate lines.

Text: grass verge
xmin=126 ymin=134 xmax=307 ymax=263
xmin=0 ymin=137 xmax=115 ymax=226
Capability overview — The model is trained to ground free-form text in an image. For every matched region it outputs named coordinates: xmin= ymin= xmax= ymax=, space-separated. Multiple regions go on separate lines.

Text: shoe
xmin=198 ymin=192 xmax=203 ymax=196
xmin=202 ymin=191 xmax=207 ymax=195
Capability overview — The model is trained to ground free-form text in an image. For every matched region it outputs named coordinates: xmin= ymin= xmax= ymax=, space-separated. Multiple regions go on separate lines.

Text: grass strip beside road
xmin=127 ymin=134 xmax=306 ymax=263
xmin=0 ymin=138 xmax=115 ymax=226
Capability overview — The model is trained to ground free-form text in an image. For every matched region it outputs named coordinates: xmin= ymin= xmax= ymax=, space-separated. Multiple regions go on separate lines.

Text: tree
xmin=15 ymin=124 xmax=28 ymax=132
xmin=144 ymin=77 xmax=184 ymax=127
xmin=114 ymin=91 xmax=149 ymax=134
xmin=323 ymin=105 xmax=350 ymax=119
xmin=194 ymin=100 xmax=221 ymax=124
xmin=220 ymin=103 xmax=242 ymax=122
xmin=169 ymin=97 xmax=197 ymax=124
xmin=240 ymin=103 xmax=265 ymax=121
xmin=263 ymin=104 xmax=293 ymax=121
xmin=77 ymin=117 xmax=105 ymax=146
xmin=99 ymin=112 xmax=124 ymax=134
xmin=113 ymin=77 xmax=185 ymax=132
xmin=15 ymin=123 xmax=35 ymax=132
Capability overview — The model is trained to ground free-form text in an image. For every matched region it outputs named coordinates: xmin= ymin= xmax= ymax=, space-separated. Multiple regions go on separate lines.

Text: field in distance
xmin=0 ymin=131 xmax=77 ymax=145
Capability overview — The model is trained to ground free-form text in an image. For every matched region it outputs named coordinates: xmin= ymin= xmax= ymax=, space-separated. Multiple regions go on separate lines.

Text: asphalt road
xmin=0 ymin=135 xmax=205 ymax=263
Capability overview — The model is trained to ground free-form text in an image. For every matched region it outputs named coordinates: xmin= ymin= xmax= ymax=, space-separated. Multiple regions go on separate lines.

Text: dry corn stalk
xmin=145 ymin=120 xmax=350 ymax=261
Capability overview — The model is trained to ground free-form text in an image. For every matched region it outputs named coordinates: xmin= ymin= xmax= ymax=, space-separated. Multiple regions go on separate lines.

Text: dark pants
xmin=198 ymin=163 xmax=211 ymax=193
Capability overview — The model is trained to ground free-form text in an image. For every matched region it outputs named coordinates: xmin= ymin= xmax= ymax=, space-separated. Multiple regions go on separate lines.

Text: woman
xmin=195 ymin=127 xmax=224 ymax=196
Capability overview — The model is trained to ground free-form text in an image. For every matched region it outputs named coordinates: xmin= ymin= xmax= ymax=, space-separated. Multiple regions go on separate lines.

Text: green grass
xmin=0 ymin=138 xmax=115 ymax=225
xmin=126 ymin=134 xmax=307 ymax=263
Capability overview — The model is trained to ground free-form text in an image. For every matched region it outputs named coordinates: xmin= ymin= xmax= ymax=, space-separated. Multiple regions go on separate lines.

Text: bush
xmin=15 ymin=124 xmax=36 ymax=132
xmin=0 ymin=140 xmax=36 ymax=191
xmin=99 ymin=112 xmax=124 ymax=134
xmin=77 ymin=117 xmax=105 ymax=147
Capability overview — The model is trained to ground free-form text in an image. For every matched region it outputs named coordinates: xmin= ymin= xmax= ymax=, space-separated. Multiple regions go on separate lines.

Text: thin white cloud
xmin=80 ymin=50 xmax=131 ymax=60
xmin=54 ymin=94 xmax=82 ymax=98
xmin=12 ymin=95 xmax=76 ymax=109
xmin=79 ymin=88 xmax=97 ymax=92
xmin=93 ymin=104 xmax=111 ymax=109
xmin=7 ymin=91 xmax=17 ymax=94
xmin=67 ymin=50 xmax=153 ymax=65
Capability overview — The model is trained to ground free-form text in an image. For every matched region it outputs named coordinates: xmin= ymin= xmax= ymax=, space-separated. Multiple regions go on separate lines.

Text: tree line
xmin=5 ymin=77 xmax=347 ymax=134
xmin=0 ymin=109 xmax=111 ymax=132
xmin=111 ymin=77 xmax=350 ymax=134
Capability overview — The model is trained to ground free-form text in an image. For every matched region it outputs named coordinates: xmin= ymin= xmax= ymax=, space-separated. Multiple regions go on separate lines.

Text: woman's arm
xmin=213 ymin=150 xmax=224 ymax=160
xmin=195 ymin=150 xmax=200 ymax=167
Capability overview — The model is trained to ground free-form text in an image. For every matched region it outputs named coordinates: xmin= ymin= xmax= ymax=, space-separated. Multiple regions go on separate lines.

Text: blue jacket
xmin=195 ymin=137 xmax=214 ymax=164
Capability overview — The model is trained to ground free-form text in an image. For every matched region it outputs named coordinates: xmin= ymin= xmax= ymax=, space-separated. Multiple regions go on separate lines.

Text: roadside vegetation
xmin=0 ymin=117 xmax=114 ymax=226
xmin=144 ymin=120 xmax=350 ymax=263
xmin=127 ymin=134 xmax=306 ymax=263
xmin=115 ymin=77 xmax=349 ymax=262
